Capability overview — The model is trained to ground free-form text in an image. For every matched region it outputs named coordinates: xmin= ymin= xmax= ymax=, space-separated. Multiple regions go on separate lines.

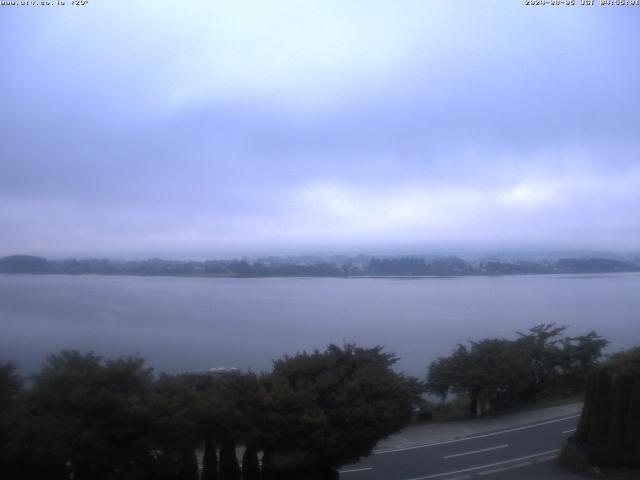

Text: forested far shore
xmin=1 ymin=254 xmax=639 ymax=277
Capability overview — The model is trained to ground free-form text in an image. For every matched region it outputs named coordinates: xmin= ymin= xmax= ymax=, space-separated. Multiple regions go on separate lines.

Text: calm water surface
xmin=1 ymin=273 xmax=639 ymax=376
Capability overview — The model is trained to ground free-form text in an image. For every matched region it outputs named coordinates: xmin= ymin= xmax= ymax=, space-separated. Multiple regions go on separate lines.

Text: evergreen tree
xmin=606 ymin=374 xmax=632 ymax=465
xmin=0 ymin=362 xmax=22 ymax=478
xmin=257 ymin=344 xmax=413 ymax=477
xmin=150 ymin=373 xmax=206 ymax=478
xmin=202 ymin=432 xmax=219 ymax=480
xmin=560 ymin=332 xmax=609 ymax=392
xmin=516 ymin=323 xmax=567 ymax=397
xmin=241 ymin=444 xmax=260 ymax=480
xmin=574 ymin=372 xmax=596 ymax=442
xmin=219 ymin=435 xmax=241 ymax=480
xmin=588 ymin=367 xmax=612 ymax=464
xmin=26 ymin=351 xmax=156 ymax=479
xmin=428 ymin=325 xmax=608 ymax=415
xmin=624 ymin=381 xmax=640 ymax=467
xmin=572 ymin=347 xmax=640 ymax=469
xmin=177 ymin=448 xmax=199 ymax=480
xmin=427 ymin=339 xmax=530 ymax=415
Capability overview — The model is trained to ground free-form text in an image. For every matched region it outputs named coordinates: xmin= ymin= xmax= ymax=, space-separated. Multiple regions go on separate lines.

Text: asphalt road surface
xmin=339 ymin=414 xmax=584 ymax=480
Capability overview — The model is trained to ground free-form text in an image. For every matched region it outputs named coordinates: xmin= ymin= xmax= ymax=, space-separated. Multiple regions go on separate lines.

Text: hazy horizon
xmin=3 ymin=247 xmax=640 ymax=265
xmin=2 ymin=2 xmax=639 ymax=257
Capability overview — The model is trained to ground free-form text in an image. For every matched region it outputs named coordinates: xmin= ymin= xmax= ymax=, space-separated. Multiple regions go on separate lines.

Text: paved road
xmin=339 ymin=413 xmax=583 ymax=480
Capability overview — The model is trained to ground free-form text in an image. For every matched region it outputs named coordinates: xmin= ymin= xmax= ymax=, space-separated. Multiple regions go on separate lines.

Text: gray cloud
xmin=1 ymin=1 xmax=639 ymax=257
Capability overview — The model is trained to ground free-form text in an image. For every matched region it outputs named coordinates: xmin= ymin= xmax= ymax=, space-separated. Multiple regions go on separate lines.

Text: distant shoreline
xmin=1 ymin=254 xmax=639 ymax=279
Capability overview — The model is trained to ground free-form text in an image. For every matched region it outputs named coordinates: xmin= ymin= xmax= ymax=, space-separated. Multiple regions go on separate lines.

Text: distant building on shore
xmin=208 ymin=366 xmax=240 ymax=375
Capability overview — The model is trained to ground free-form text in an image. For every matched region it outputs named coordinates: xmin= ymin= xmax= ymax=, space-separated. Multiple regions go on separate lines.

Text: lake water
xmin=1 ymin=273 xmax=639 ymax=377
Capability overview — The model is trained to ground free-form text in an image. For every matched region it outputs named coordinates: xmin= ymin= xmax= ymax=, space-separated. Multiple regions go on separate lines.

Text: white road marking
xmin=477 ymin=461 xmax=532 ymax=476
xmin=375 ymin=414 xmax=579 ymax=455
xmin=339 ymin=467 xmax=373 ymax=474
xmin=405 ymin=449 xmax=560 ymax=480
xmin=535 ymin=455 xmax=559 ymax=463
xmin=562 ymin=428 xmax=577 ymax=434
xmin=444 ymin=444 xmax=508 ymax=459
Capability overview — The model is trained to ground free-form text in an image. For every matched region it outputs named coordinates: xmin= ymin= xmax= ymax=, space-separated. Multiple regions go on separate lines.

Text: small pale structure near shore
xmin=208 ymin=366 xmax=240 ymax=374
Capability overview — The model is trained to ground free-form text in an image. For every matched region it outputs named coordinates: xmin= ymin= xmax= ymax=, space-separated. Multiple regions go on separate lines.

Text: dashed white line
xmin=535 ymin=454 xmax=559 ymax=463
xmin=562 ymin=428 xmax=577 ymax=434
xmin=477 ymin=461 xmax=532 ymax=476
xmin=339 ymin=467 xmax=373 ymax=474
xmin=443 ymin=444 xmax=508 ymax=459
xmin=405 ymin=449 xmax=561 ymax=480
xmin=374 ymin=414 xmax=579 ymax=455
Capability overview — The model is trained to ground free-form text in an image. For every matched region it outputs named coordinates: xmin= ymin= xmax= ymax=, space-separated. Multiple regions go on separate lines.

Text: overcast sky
xmin=1 ymin=1 xmax=639 ymax=258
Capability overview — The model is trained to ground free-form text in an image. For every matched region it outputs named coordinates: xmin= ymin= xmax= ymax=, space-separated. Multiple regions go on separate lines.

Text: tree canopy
xmin=427 ymin=324 xmax=608 ymax=415
xmin=259 ymin=344 xmax=413 ymax=474
xmin=0 ymin=344 xmax=415 ymax=480
xmin=571 ymin=347 xmax=640 ymax=469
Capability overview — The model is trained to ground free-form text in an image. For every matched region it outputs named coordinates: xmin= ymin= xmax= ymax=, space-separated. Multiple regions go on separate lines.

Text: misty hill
xmin=368 ymin=256 xmax=473 ymax=276
xmin=0 ymin=255 xmax=50 ymax=273
xmin=1 ymin=254 xmax=639 ymax=278
xmin=555 ymin=258 xmax=639 ymax=273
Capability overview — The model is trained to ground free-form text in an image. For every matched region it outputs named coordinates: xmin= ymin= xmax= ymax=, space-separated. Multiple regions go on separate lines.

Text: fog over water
xmin=2 ymin=273 xmax=639 ymax=377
